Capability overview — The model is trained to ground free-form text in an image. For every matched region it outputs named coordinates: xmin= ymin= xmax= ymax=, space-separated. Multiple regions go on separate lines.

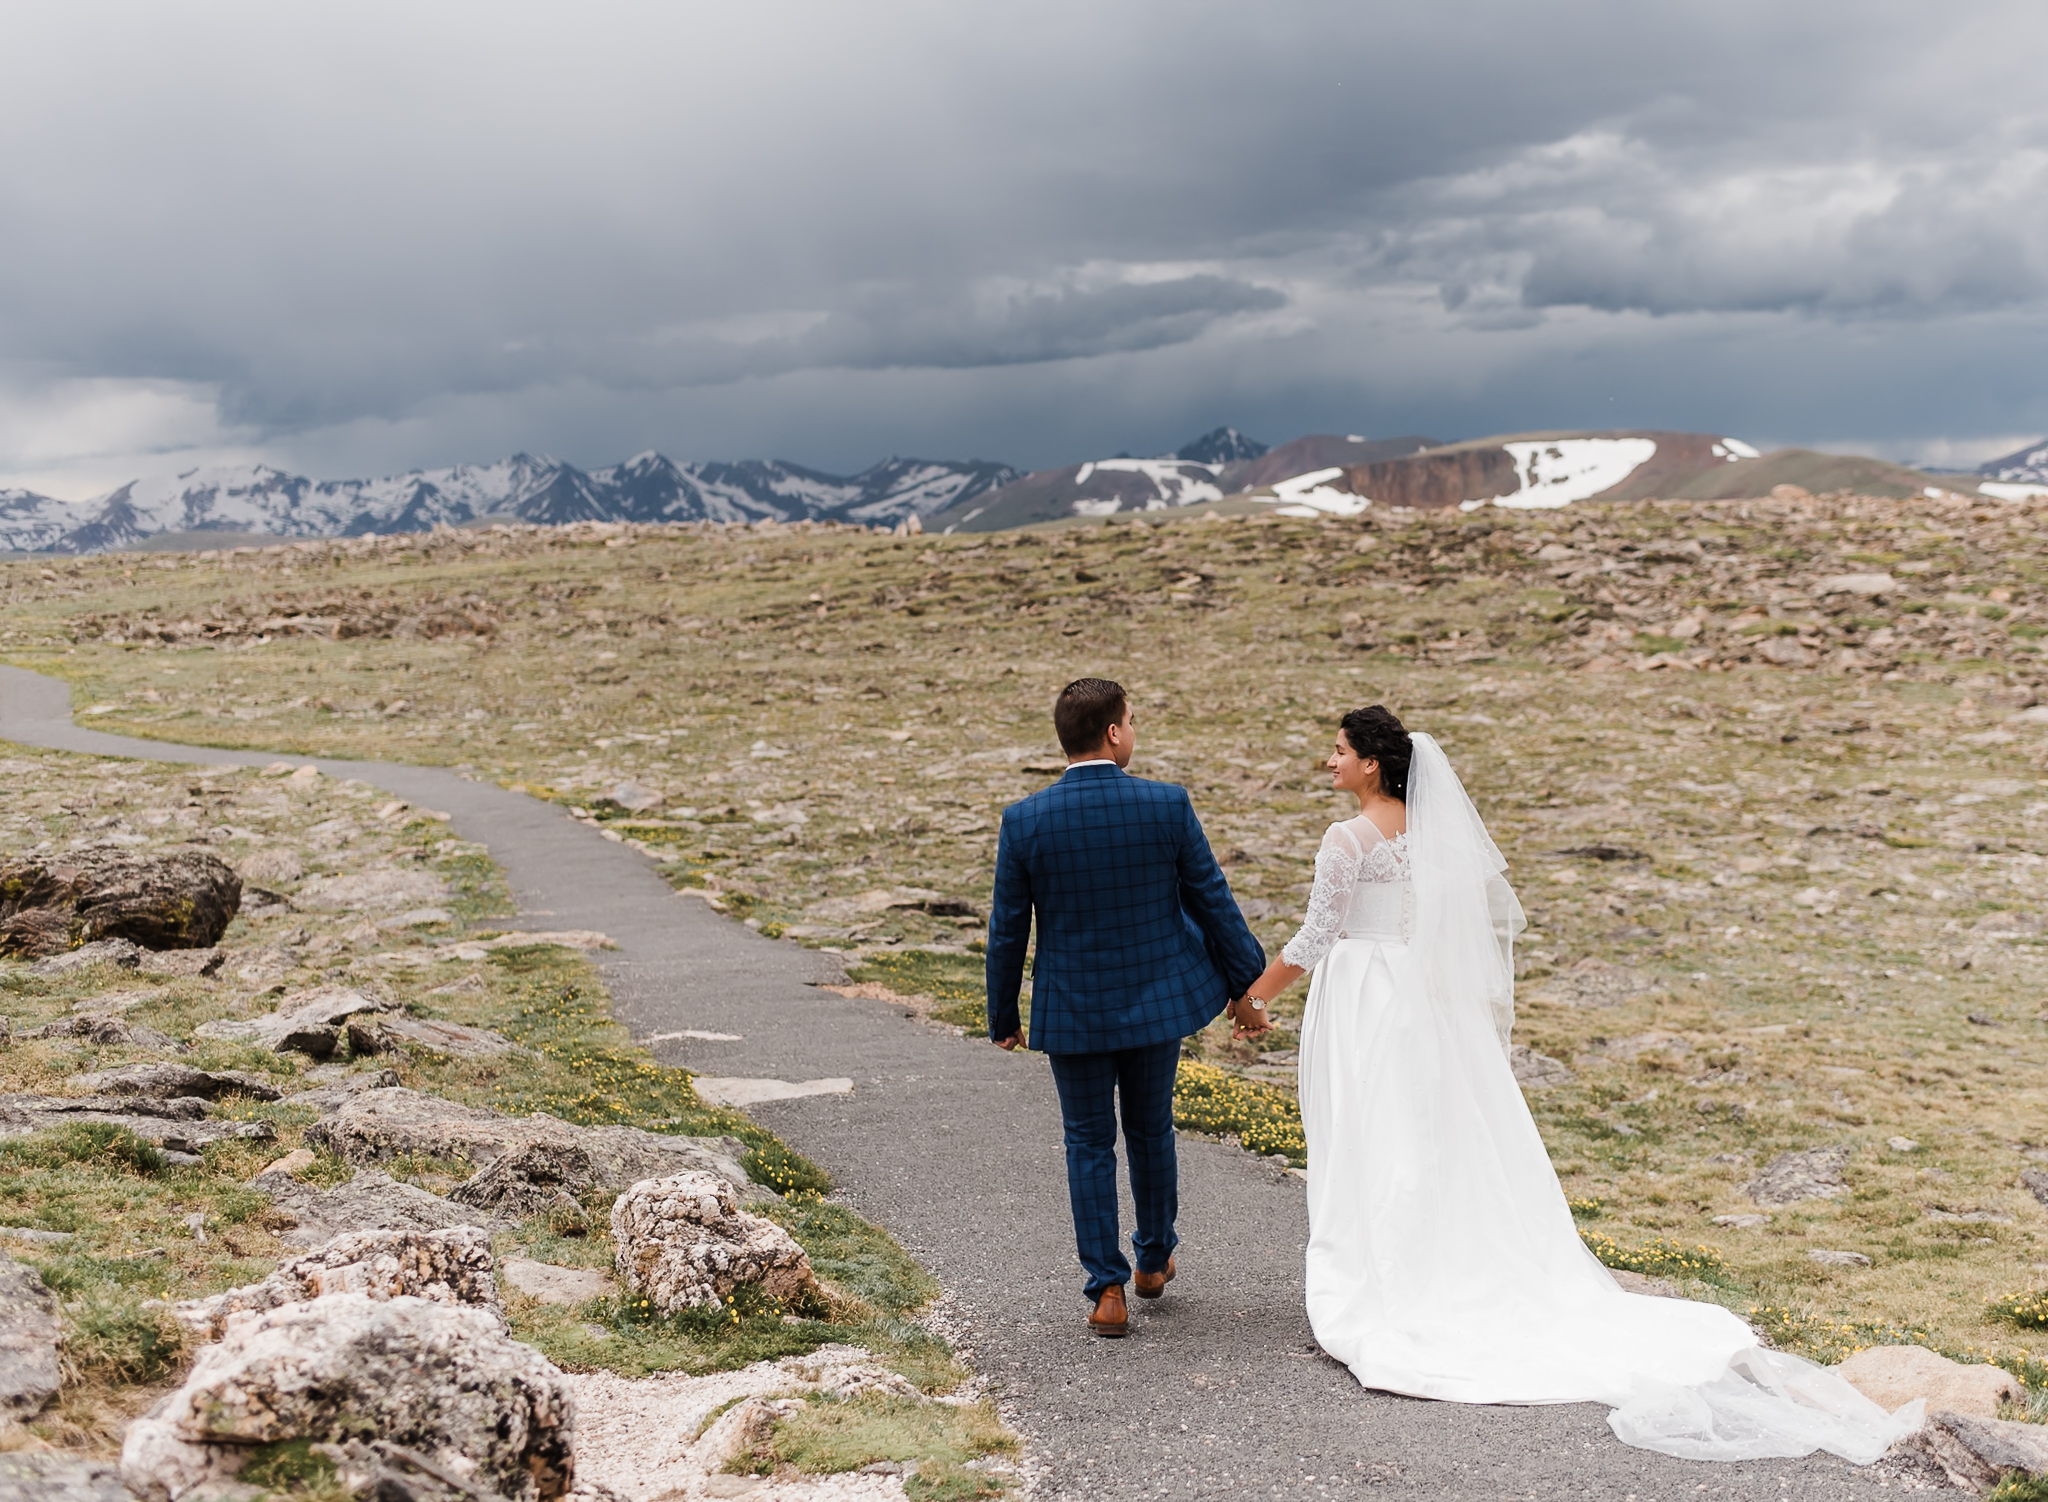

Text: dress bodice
xmin=1281 ymin=818 xmax=1412 ymax=969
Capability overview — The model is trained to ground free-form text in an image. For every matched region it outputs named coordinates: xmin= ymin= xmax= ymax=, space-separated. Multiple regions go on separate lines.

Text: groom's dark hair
xmin=1054 ymin=678 xmax=1128 ymax=755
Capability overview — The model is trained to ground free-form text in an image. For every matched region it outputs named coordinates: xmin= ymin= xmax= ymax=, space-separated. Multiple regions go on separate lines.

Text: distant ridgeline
xmin=5 ymin=425 xmax=2045 ymax=555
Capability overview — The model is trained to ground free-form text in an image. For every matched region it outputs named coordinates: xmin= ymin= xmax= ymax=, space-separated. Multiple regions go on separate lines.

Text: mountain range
xmin=4 ymin=425 xmax=2043 ymax=554
xmin=0 ymin=452 xmax=1020 ymax=555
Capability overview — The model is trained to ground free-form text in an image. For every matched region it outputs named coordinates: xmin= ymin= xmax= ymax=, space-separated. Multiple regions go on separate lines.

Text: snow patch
xmin=1481 ymin=438 xmax=1658 ymax=510
xmin=1716 ymin=437 xmax=1762 ymax=460
xmin=1980 ymin=482 xmax=2048 ymax=501
xmin=1264 ymin=467 xmax=1368 ymax=517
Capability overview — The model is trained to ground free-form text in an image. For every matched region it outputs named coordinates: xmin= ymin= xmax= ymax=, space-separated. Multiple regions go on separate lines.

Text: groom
xmin=985 ymin=678 xmax=1266 ymax=1337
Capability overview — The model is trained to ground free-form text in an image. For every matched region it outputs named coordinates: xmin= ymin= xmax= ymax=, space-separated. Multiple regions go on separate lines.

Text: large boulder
xmin=253 ymin=1166 xmax=482 ymax=1250
xmin=304 ymin=1088 xmax=755 ymax=1213
xmin=0 ymin=1250 xmax=61 ymax=1417
xmin=0 ymin=850 xmax=241 ymax=958
xmin=171 ymin=1226 xmax=498 ymax=1340
xmin=121 ymin=1293 xmax=573 ymax=1502
xmin=1837 ymin=1345 xmax=2023 ymax=1419
xmin=611 ymin=1172 xmax=815 ymax=1313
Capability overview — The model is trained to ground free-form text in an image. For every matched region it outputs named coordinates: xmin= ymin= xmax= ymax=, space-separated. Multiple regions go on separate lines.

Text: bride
xmin=1226 ymin=705 xmax=1918 ymax=1463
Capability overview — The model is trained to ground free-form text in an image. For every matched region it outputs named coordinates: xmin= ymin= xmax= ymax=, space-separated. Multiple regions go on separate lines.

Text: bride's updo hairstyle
xmin=1339 ymin=705 xmax=1413 ymax=801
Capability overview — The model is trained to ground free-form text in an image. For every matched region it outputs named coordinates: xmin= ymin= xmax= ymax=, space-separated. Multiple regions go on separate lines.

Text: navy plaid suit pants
xmin=1046 ymin=1039 xmax=1181 ymax=1298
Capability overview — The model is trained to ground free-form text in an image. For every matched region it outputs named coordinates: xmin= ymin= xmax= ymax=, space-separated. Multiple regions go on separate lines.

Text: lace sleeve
xmin=1280 ymin=825 xmax=1365 ymax=970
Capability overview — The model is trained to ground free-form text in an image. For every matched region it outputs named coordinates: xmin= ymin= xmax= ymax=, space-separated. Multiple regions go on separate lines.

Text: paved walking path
xmin=1 ymin=662 xmax=1900 ymax=1500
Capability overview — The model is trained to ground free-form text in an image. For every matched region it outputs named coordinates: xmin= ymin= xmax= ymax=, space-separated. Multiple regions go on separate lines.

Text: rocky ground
xmin=0 ymin=748 xmax=1018 ymax=1499
xmin=3 ymin=492 xmax=2047 ymax=1430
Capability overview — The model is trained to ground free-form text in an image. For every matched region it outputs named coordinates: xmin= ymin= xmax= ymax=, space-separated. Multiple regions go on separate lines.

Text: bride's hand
xmin=1230 ymin=997 xmax=1273 ymax=1039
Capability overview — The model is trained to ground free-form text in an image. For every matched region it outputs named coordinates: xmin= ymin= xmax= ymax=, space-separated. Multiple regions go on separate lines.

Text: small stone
xmin=1837 ymin=1345 xmax=2024 ymax=1419
xmin=2021 ymin=1167 xmax=2048 ymax=1207
xmin=257 ymin=1147 xmax=318 ymax=1179
xmin=611 ymin=1171 xmax=817 ymax=1313
xmin=501 ymin=1259 xmax=617 ymax=1306
xmin=235 ymin=848 xmax=304 ymax=886
xmin=1509 ymin=1044 xmax=1573 ymax=1090
xmin=0 ymin=1250 xmax=62 ymax=1417
xmin=0 ymin=1227 xmax=75 ymax=1245
xmin=1808 ymin=1249 xmax=1872 ymax=1267
xmin=1711 ymin=1214 xmax=1770 ymax=1229
xmin=1742 ymin=1146 xmax=1851 ymax=1206
xmin=381 ymin=1016 xmax=528 ymax=1059
xmin=28 ymin=938 xmax=141 ymax=976
xmin=135 ymin=945 xmax=227 ymax=978
xmin=1888 ymin=1136 xmax=1919 ymax=1152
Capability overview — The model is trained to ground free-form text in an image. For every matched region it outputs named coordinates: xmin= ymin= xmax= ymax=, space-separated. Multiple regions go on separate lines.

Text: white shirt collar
xmin=1065 ymin=759 xmax=1119 ymax=771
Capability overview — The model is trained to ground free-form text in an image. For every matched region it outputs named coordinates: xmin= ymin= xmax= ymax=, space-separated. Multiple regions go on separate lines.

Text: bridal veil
xmin=1297 ymin=732 xmax=1920 ymax=1464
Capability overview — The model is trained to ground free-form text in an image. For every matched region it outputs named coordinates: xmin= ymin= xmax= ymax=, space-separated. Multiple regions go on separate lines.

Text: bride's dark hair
xmin=1339 ymin=705 xmax=1413 ymax=801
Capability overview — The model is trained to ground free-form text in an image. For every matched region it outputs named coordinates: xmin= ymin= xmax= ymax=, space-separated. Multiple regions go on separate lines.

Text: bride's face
xmin=1326 ymin=730 xmax=1380 ymax=797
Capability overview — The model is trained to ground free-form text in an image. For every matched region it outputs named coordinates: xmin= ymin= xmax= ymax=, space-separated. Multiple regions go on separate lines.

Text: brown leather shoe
xmin=1133 ymin=1256 xmax=1177 ymax=1300
xmin=1087 ymin=1284 xmax=1129 ymax=1337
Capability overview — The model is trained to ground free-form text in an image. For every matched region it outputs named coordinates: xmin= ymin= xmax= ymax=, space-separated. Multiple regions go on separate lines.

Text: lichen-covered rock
xmin=1741 ymin=1145 xmax=1851 ymax=1206
xmin=0 ymin=1453 xmax=136 ymax=1502
xmin=0 ymin=1092 xmax=276 ymax=1161
xmin=170 ymin=1226 xmax=498 ymax=1340
xmin=29 ymin=938 xmax=141 ymax=975
xmin=296 ymin=867 xmax=449 ymax=913
xmin=72 ymin=1062 xmax=283 ymax=1102
xmin=253 ymin=1166 xmax=483 ymax=1250
xmin=1509 ymin=1044 xmax=1572 ymax=1090
xmin=0 ymin=850 xmax=241 ymax=958
xmin=21 ymin=1014 xmax=183 ymax=1051
xmin=121 ymin=1293 xmax=573 ymax=1502
xmin=193 ymin=983 xmax=396 ymax=1059
xmin=611 ymin=1172 xmax=816 ymax=1313
xmin=0 ymin=1249 xmax=62 ymax=1417
xmin=306 ymin=1087 xmax=755 ymax=1213
xmin=1894 ymin=1409 xmax=2048 ymax=1493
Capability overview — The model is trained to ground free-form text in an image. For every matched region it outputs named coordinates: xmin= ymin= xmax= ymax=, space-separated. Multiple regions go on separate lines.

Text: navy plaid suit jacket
xmin=985 ymin=762 xmax=1266 ymax=1054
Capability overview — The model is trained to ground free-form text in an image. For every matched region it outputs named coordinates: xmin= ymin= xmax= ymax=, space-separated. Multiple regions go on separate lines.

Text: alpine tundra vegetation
xmin=4 ymin=486 xmax=2048 ymax=1483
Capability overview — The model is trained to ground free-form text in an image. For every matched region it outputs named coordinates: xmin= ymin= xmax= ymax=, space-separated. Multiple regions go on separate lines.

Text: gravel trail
xmin=0 ymin=662 xmax=1901 ymax=1501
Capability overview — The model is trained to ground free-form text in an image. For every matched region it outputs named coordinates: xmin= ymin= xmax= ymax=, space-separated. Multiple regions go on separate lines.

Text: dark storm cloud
xmin=0 ymin=0 xmax=2044 ymax=492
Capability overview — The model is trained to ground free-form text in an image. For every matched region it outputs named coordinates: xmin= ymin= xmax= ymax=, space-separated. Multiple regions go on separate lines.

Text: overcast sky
xmin=3 ymin=0 xmax=2045 ymax=498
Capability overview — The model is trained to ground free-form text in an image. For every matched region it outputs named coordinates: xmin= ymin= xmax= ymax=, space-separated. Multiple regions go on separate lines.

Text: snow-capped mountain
xmin=0 ymin=452 xmax=1020 ymax=554
xmin=1175 ymin=427 xmax=1267 ymax=464
xmin=1980 ymin=440 xmax=2048 ymax=485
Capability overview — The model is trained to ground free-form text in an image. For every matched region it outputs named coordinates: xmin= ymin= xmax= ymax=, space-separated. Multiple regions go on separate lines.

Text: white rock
xmin=170 ymin=1226 xmax=499 ymax=1341
xmin=1815 ymin=573 xmax=1897 ymax=597
xmin=612 ymin=1172 xmax=816 ymax=1314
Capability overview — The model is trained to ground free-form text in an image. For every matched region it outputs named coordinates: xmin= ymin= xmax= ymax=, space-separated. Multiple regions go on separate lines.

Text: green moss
xmin=752 ymin=1393 xmax=1015 ymax=1477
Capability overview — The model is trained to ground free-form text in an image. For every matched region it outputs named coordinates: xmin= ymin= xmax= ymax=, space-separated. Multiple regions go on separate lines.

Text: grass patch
xmin=1990 ymin=1289 xmax=2048 ymax=1331
xmin=761 ymin=1200 xmax=940 ymax=1316
xmin=906 ymin=1461 xmax=1014 ymax=1501
xmin=1579 ymin=1230 xmax=1730 ymax=1285
xmin=749 ymin=1393 xmax=1015 ymax=1477
xmin=1172 ymin=1058 xmax=1304 ymax=1165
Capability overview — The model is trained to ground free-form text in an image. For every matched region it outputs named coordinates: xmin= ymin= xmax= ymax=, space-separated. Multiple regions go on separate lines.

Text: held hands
xmin=1229 ymin=996 xmax=1273 ymax=1040
xmin=993 ymin=1032 xmax=1025 ymax=1051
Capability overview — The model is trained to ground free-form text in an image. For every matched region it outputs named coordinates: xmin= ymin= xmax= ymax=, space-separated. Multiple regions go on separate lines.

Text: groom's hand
xmin=1229 ymin=997 xmax=1272 ymax=1039
xmin=994 ymin=1032 xmax=1024 ymax=1051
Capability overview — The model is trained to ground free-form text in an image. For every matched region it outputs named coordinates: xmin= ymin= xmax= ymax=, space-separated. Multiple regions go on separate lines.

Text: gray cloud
xmin=0 ymin=0 xmax=2045 ymax=492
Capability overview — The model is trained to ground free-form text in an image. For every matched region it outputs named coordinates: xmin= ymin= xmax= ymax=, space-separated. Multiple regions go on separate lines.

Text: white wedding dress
xmin=1286 ymin=734 xmax=1919 ymax=1463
